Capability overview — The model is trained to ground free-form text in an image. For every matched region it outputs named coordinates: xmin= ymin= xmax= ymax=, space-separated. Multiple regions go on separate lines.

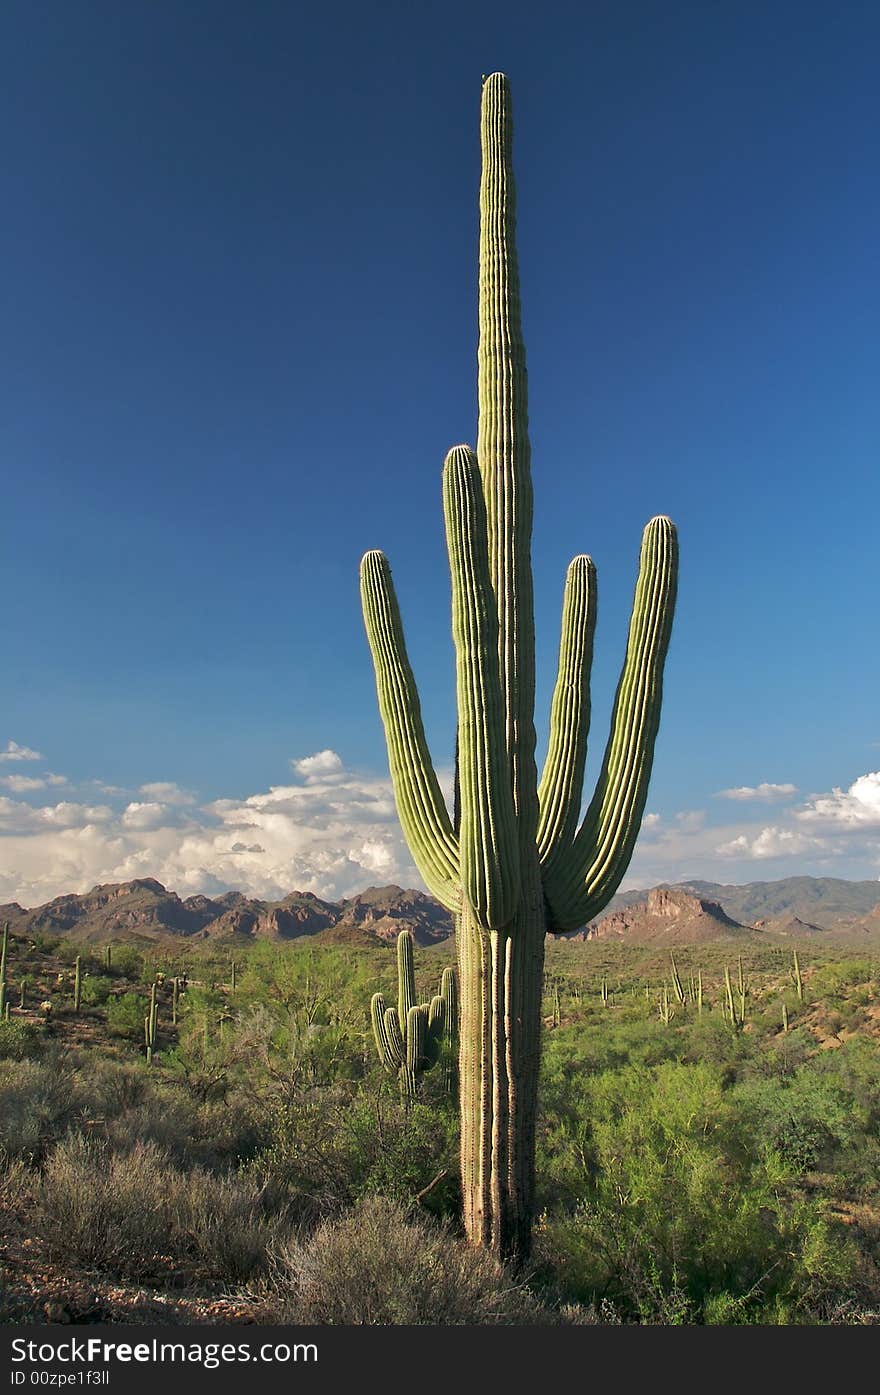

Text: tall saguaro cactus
xmin=360 ymin=74 xmax=678 ymax=1259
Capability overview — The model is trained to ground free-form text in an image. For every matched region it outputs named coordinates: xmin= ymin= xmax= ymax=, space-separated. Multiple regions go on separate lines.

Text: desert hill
xmin=0 ymin=879 xmax=453 ymax=948
xmin=3 ymin=873 xmax=879 ymax=950
xmin=584 ymin=887 xmax=755 ymax=945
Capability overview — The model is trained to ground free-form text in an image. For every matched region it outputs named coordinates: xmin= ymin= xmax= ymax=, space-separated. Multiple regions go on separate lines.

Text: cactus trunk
xmin=360 ymin=74 xmax=677 ymax=1260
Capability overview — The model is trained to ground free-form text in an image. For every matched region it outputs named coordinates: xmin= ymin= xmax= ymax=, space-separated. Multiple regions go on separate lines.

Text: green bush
xmin=106 ymin=991 xmax=149 ymax=1040
xmin=0 ymin=1017 xmax=41 ymax=1060
xmin=536 ymin=1059 xmax=863 ymax=1322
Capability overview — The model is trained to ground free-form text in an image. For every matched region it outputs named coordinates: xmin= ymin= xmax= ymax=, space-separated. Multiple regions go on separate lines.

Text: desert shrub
xmin=734 ymin=1070 xmax=855 ymax=1175
xmin=35 ymin=1134 xmax=286 ymax=1283
xmin=104 ymin=1089 xmax=266 ymax=1169
xmin=259 ymin=1088 xmax=459 ymax=1220
xmin=79 ymin=974 xmax=113 ymax=1007
xmin=105 ymin=945 xmax=144 ymax=980
xmin=0 ymin=1058 xmax=78 ymax=1161
xmin=263 ymin=1196 xmax=543 ymax=1324
xmin=535 ymin=1060 xmax=863 ymax=1322
xmin=0 ymin=1016 xmax=41 ymax=1060
xmin=106 ymin=991 xmax=149 ymax=1039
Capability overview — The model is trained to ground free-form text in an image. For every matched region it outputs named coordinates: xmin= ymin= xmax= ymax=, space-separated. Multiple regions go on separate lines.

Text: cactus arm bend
xmin=360 ymin=550 xmax=460 ymax=912
xmin=443 ymin=445 xmax=521 ymax=930
xmin=371 ymin=991 xmax=404 ymax=1072
xmin=477 ymin=73 xmax=538 ymax=831
xmin=537 ymin=555 xmax=597 ymax=862
xmin=543 ymin=516 xmax=678 ymax=931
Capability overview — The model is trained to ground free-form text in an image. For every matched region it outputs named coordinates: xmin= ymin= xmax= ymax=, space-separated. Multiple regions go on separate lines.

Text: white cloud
xmin=291 ymin=750 xmax=344 ymax=781
xmin=0 ymin=751 xmax=422 ymax=908
xmin=0 ymin=741 xmax=43 ymax=763
xmin=797 ymin=771 xmax=880 ymax=828
xmin=715 ymin=826 xmax=826 ymax=860
xmin=716 ymin=783 xmax=798 ymax=802
xmin=139 ymin=782 xmax=196 ymax=806
xmin=0 ymin=773 xmax=67 ymax=793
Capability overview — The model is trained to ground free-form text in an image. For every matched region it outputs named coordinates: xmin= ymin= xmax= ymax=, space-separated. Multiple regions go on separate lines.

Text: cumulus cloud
xmin=0 ymin=751 xmax=421 ymax=908
xmin=715 ymin=826 xmax=826 ymax=860
xmin=797 ymin=772 xmax=880 ymax=828
xmin=0 ymin=741 xmax=43 ymax=763
xmin=291 ymin=750 xmax=345 ymax=781
xmin=716 ymin=783 xmax=798 ymax=802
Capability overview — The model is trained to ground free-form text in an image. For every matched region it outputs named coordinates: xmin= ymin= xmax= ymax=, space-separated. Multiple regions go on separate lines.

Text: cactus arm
xmin=537 ymin=555 xmax=597 ymax=861
xmin=477 ymin=73 xmax=538 ymax=832
xmin=371 ymin=992 xmax=404 ymax=1072
xmin=360 ymin=550 xmax=460 ymax=912
xmin=443 ymin=446 xmax=521 ymax=929
xmin=396 ymin=930 xmax=417 ymax=1034
xmin=406 ymin=1004 xmax=428 ymax=1074
xmin=543 ymin=516 xmax=678 ymax=931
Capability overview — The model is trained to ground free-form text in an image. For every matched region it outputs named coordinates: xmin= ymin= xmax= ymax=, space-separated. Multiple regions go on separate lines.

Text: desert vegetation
xmin=1 ymin=926 xmax=879 ymax=1324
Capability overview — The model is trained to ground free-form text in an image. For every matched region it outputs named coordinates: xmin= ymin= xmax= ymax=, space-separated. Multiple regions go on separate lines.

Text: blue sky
xmin=3 ymin=1 xmax=878 ymax=906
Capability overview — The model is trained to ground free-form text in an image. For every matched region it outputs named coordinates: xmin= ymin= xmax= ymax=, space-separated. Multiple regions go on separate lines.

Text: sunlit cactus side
xmin=359 ymin=73 xmax=678 ymax=1259
xmin=370 ymin=930 xmax=458 ymax=1101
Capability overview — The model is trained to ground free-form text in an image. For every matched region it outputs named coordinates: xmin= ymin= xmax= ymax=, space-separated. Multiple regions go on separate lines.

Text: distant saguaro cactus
xmin=371 ymin=930 xmax=457 ymax=1100
xmin=0 ymin=922 xmax=8 ymax=1020
xmin=360 ymin=74 xmax=678 ymax=1259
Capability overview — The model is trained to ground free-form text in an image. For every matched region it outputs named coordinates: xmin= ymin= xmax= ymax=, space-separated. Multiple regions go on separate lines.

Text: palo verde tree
xmin=360 ymin=74 xmax=678 ymax=1260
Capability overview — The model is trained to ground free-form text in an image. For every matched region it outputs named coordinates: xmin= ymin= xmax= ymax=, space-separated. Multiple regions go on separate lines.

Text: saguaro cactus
xmin=360 ymin=74 xmax=678 ymax=1259
xmin=371 ymin=930 xmax=457 ymax=1100
xmin=0 ymin=922 xmax=8 ymax=1020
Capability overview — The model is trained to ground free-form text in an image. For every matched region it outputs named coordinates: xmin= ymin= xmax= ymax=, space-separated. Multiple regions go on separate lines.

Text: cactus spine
xmin=371 ymin=931 xmax=458 ymax=1100
xmin=359 ymin=74 xmax=678 ymax=1258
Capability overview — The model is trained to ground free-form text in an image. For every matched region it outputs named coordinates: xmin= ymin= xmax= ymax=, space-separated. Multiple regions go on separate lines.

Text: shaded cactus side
xmin=371 ymin=930 xmax=458 ymax=1100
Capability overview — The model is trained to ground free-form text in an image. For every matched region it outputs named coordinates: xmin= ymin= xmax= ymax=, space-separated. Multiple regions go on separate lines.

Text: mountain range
xmin=2 ymin=874 xmax=879 ymax=948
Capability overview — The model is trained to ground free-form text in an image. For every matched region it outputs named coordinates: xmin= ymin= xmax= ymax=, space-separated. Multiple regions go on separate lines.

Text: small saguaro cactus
xmin=371 ymin=930 xmax=458 ymax=1101
xmin=144 ymin=983 xmax=158 ymax=1065
xmin=73 ymin=956 xmax=82 ymax=1013
xmin=172 ymin=975 xmax=180 ymax=1026
xmin=0 ymin=921 xmax=8 ymax=1020
xmin=670 ymin=954 xmax=686 ymax=1006
xmin=792 ymin=949 xmax=804 ymax=1002
xmin=359 ymin=74 xmax=678 ymax=1259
